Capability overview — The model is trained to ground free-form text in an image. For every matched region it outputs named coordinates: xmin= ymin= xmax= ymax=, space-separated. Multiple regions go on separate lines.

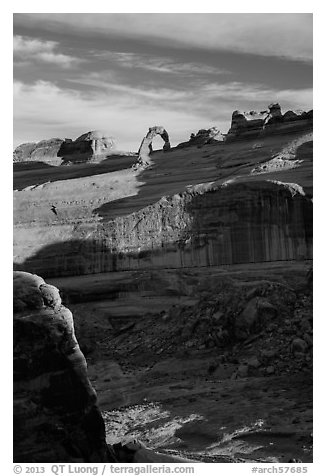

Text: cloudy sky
xmin=13 ymin=13 xmax=313 ymax=151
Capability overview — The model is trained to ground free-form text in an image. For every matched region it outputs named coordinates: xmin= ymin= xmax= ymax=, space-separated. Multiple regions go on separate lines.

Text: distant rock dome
xmin=75 ymin=130 xmax=113 ymax=142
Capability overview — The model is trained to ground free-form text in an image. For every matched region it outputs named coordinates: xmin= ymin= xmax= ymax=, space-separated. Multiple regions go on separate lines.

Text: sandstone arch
xmin=134 ymin=126 xmax=171 ymax=168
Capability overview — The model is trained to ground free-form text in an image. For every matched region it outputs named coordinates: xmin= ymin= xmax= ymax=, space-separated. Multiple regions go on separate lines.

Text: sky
xmin=13 ymin=13 xmax=313 ymax=151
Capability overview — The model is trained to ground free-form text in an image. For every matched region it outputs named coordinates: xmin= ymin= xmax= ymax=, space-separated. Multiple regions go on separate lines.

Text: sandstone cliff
xmin=13 ymin=271 xmax=115 ymax=462
xmin=14 ymin=179 xmax=312 ymax=278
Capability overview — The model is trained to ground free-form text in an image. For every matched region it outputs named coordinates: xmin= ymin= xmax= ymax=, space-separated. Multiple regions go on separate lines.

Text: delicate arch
xmin=134 ymin=126 xmax=171 ymax=168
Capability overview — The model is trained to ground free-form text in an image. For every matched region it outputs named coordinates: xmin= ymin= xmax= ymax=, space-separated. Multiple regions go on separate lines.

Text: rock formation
xmin=13 ymin=131 xmax=116 ymax=166
xmin=16 ymin=180 xmax=312 ymax=277
xmin=13 ymin=271 xmax=199 ymax=463
xmin=13 ymin=107 xmax=313 ymax=279
xmin=177 ymin=127 xmax=225 ymax=148
xmin=13 ymin=142 xmax=38 ymax=162
xmin=13 ymin=138 xmax=65 ymax=165
xmin=13 ymin=271 xmax=116 ymax=462
xmin=58 ymin=131 xmax=116 ymax=164
xmin=226 ymin=103 xmax=313 ymax=141
xmin=134 ymin=126 xmax=170 ymax=168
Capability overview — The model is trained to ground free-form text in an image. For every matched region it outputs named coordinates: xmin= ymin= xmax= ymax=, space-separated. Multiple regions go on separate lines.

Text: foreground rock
xmin=13 ymin=271 xmax=115 ymax=462
xmin=13 ymin=271 xmax=197 ymax=463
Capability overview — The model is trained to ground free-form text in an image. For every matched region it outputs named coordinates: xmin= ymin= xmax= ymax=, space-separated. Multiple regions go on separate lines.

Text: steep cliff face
xmin=15 ymin=180 xmax=312 ymax=277
xmin=13 ymin=271 xmax=114 ymax=462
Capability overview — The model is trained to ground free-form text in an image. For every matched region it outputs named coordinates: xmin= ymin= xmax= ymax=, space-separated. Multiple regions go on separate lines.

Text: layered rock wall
xmin=16 ymin=181 xmax=312 ymax=278
xmin=13 ymin=271 xmax=114 ymax=462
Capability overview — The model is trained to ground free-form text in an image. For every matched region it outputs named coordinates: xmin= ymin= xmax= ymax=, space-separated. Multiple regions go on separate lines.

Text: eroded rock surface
xmin=13 ymin=271 xmax=114 ymax=462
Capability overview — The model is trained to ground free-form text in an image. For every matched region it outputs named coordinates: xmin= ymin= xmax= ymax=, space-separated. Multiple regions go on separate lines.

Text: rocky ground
xmin=54 ymin=261 xmax=312 ymax=463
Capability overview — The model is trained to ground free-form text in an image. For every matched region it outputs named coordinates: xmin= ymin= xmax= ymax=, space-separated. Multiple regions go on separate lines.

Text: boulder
xmin=234 ymin=297 xmax=277 ymax=339
xmin=237 ymin=364 xmax=249 ymax=378
xmin=260 ymin=349 xmax=277 ymax=360
xmin=13 ymin=271 xmax=115 ymax=463
xmin=247 ymin=357 xmax=261 ymax=369
xmin=265 ymin=366 xmax=275 ymax=375
xmin=290 ymin=338 xmax=308 ymax=354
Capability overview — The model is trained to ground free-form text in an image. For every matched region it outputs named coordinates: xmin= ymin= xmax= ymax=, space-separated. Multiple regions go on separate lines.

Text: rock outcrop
xmin=177 ymin=127 xmax=225 ymax=148
xmin=13 ymin=142 xmax=39 ymax=162
xmin=226 ymin=104 xmax=312 ymax=141
xmin=134 ymin=126 xmax=170 ymax=168
xmin=15 ymin=180 xmax=312 ymax=277
xmin=13 ymin=271 xmax=115 ymax=462
xmin=13 ymin=131 xmax=116 ymax=166
xmin=13 ymin=138 xmax=65 ymax=165
xmin=58 ymin=131 xmax=116 ymax=164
